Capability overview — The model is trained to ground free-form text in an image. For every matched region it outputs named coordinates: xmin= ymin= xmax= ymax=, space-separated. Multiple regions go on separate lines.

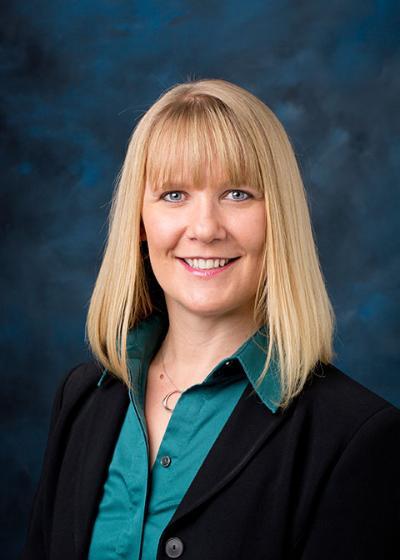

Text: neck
xmin=157 ymin=305 xmax=260 ymax=389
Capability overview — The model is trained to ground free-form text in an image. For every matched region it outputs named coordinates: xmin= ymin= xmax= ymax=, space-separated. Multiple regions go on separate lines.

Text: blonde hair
xmin=86 ymin=78 xmax=336 ymax=410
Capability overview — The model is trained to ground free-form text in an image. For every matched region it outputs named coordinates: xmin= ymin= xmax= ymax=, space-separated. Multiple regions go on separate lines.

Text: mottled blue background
xmin=1 ymin=0 xmax=399 ymax=557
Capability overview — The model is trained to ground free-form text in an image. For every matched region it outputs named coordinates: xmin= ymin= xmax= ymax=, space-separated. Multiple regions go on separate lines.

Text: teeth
xmin=184 ymin=258 xmax=231 ymax=269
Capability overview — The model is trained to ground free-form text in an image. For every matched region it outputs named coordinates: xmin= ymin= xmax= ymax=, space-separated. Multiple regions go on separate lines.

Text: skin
xmin=141 ymin=166 xmax=267 ymax=388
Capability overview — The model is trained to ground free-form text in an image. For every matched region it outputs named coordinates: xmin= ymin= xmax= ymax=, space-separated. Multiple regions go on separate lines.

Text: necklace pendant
xmin=162 ymin=390 xmax=182 ymax=412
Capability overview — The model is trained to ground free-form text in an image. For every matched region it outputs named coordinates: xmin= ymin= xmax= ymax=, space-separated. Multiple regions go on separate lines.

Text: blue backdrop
xmin=1 ymin=1 xmax=399 ymax=557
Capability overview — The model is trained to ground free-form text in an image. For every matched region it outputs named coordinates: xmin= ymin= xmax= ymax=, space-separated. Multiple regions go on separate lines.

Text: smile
xmin=177 ymin=257 xmax=240 ymax=277
xmin=182 ymin=257 xmax=237 ymax=269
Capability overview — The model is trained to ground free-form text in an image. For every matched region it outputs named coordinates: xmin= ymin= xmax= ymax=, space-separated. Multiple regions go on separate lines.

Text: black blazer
xmin=21 ymin=360 xmax=400 ymax=560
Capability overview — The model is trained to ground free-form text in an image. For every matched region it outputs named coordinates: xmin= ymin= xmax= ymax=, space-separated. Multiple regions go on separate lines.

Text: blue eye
xmin=162 ymin=191 xmax=184 ymax=202
xmin=161 ymin=189 xmax=252 ymax=202
xmin=225 ymin=190 xmax=252 ymax=201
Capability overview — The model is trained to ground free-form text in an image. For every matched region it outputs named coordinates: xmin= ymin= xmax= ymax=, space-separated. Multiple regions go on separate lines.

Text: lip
xmin=177 ymin=257 xmax=239 ymax=278
xmin=178 ymin=256 xmax=238 ymax=260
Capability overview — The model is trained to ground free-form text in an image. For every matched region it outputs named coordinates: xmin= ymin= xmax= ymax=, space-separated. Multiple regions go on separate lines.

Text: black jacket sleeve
xmin=295 ymin=405 xmax=400 ymax=559
xmin=21 ymin=364 xmax=84 ymax=559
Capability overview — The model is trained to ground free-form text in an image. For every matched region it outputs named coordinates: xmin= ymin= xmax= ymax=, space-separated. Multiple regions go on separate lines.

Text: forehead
xmin=144 ymin=141 xmax=255 ymax=194
xmin=143 ymin=105 xmax=262 ymax=193
xmin=146 ymin=166 xmax=235 ymax=192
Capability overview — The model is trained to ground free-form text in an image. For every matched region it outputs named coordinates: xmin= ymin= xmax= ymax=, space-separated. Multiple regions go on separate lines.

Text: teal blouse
xmin=88 ymin=313 xmax=281 ymax=559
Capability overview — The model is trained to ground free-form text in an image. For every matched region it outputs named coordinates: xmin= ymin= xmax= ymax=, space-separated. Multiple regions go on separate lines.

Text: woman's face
xmin=141 ymin=168 xmax=266 ymax=321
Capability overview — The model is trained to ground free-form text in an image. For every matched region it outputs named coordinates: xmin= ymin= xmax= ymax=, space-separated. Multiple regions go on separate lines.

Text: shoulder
xmin=50 ymin=361 xmax=110 ymax=420
xmin=290 ymin=365 xmax=400 ymax=557
xmin=304 ymin=361 xmax=398 ymax=413
xmin=296 ymin=361 xmax=400 ymax=443
xmin=59 ymin=361 xmax=103 ymax=400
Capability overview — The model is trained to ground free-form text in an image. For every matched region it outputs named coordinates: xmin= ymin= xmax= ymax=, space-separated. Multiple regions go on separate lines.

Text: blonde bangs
xmin=145 ymin=96 xmax=263 ymax=192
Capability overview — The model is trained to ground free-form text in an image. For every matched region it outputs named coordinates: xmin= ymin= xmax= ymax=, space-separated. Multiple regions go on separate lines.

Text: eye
xmin=225 ymin=190 xmax=252 ymax=201
xmin=162 ymin=191 xmax=185 ymax=202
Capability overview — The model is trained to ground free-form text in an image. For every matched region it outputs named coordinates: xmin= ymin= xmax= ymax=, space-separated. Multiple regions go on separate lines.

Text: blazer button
xmin=165 ymin=537 xmax=184 ymax=558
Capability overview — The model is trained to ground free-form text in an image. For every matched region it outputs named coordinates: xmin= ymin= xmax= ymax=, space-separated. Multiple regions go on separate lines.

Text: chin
xmin=179 ymin=299 xmax=246 ymax=319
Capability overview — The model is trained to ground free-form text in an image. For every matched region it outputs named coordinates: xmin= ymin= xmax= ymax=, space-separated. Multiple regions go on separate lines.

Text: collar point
xmin=97 ymin=369 xmax=108 ymax=387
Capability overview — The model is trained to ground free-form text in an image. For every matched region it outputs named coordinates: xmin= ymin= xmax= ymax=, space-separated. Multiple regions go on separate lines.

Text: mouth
xmin=178 ymin=257 xmax=240 ymax=270
xmin=176 ymin=256 xmax=241 ymax=278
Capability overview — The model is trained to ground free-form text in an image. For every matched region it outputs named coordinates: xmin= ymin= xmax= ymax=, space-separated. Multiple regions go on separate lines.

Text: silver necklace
xmin=161 ymin=347 xmax=183 ymax=413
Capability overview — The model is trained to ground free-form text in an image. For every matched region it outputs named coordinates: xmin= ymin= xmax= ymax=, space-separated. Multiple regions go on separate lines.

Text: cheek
xmin=142 ymin=210 xmax=181 ymax=253
xmin=236 ymin=210 xmax=266 ymax=256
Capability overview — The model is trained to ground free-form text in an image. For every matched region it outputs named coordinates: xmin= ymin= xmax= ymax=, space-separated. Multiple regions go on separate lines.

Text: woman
xmin=22 ymin=79 xmax=399 ymax=560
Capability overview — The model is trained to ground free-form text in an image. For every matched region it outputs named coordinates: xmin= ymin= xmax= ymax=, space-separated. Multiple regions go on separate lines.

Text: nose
xmin=186 ymin=197 xmax=227 ymax=243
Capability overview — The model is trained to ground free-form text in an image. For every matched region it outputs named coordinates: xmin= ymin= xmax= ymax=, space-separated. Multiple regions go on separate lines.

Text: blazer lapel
xmin=74 ymin=375 xmax=130 ymax=559
xmin=166 ymin=382 xmax=290 ymax=527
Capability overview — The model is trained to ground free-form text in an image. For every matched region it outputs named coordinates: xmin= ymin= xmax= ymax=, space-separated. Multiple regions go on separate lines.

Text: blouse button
xmin=160 ymin=455 xmax=172 ymax=467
